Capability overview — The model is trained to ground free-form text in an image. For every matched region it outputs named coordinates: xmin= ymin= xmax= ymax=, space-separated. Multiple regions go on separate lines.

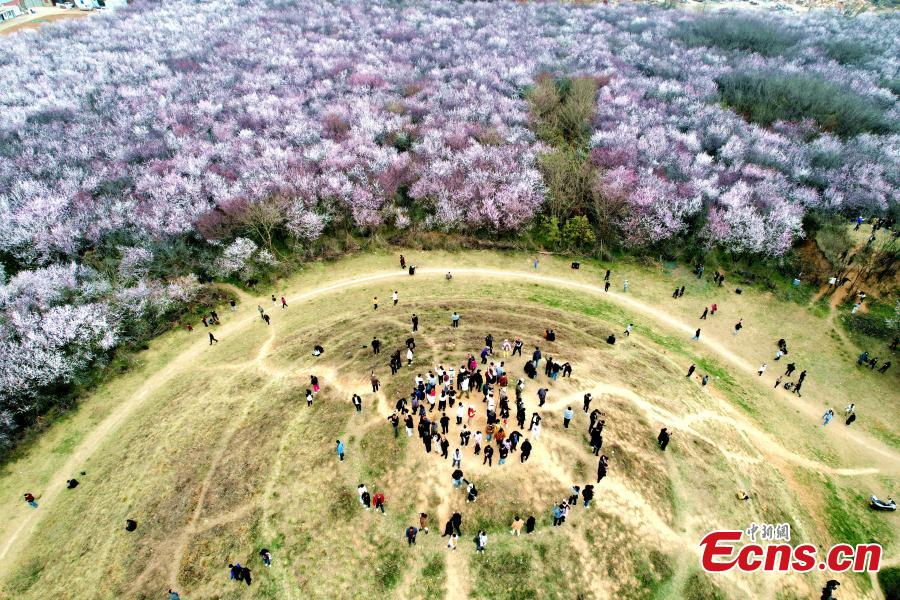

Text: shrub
xmin=717 ymin=71 xmax=896 ymax=138
xmin=823 ymin=39 xmax=873 ymax=65
xmin=841 ymin=299 xmax=899 ymax=342
xmin=561 ymin=215 xmax=596 ymax=250
xmin=879 ymin=567 xmax=900 ymax=600
xmin=674 ymin=14 xmax=801 ymax=57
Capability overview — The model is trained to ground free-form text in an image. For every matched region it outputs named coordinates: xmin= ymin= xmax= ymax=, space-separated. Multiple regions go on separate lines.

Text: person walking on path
xmin=520 ymin=438 xmax=532 ymax=463
xmin=604 ymin=269 xmax=611 ymax=282
xmin=822 ymin=409 xmax=834 ymax=427
xmin=700 ymin=307 xmax=708 ymax=320
xmin=24 ymin=493 xmax=38 ymax=508
xmin=563 ymin=407 xmax=573 ymax=429
xmin=336 ymin=440 xmax=345 ymax=462
xmin=262 ymin=314 xmax=271 ymax=325
xmin=733 ymin=319 xmax=743 ymax=336
xmin=371 ymin=372 xmax=380 ymax=393
xmin=686 ymin=364 xmax=696 ymax=378
xmin=711 ymin=303 xmax=718 ymax=316
xmin=657 ymin=428 xmax=671 ymax=451
xmin=604 ymin=280 xmax=610 ymax=292
xmin=281 ymin=296 xmax=287 ymax=309
xmin=785 ymin=363 xmax=796 ymax=376
xmin=845 ymin=411 xmax=857 ymax=426
xmin=757 ymin=363 xmax=767 ymax=377
xmin=537 ymin=387 xmax=547 ymax=407
xmin=412 ymin=314 xmax=419 ymax=332
xmin=692 ymin=328 xmax=701 ymax=341
xmin=624 ymin=324 xmax=633 ymax=337
xmin=597 ymin=455 xmax=609 ymax=483
xmin=406 ymin=526 xmax=418 ymax=546
xmin=582 ymin=484 xmax=595 ymax=508
xmin=209 ymin=332 xmax=218 ymax=345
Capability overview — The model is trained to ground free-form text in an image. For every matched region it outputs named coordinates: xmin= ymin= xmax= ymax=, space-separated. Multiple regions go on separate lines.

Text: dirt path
xmin=2 ymin=265 xmax=895 ymax=587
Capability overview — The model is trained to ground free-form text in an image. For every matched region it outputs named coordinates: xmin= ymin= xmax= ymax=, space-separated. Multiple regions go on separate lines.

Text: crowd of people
xmin=20 ymin=238 xmax=894 ymax=596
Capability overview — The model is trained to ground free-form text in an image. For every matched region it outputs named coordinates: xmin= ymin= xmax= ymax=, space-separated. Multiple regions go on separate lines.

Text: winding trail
xmin=1 ymin=265 xmax=896 ymax=588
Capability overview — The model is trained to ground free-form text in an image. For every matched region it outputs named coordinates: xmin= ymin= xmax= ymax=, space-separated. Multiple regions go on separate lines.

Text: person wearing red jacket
xmin=373 ymin=492 xmax=385 ymax=514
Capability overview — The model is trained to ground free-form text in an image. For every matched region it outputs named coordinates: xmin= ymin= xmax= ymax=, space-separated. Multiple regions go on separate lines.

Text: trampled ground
xmin=0 ymin=250 xmax=897 ymax=599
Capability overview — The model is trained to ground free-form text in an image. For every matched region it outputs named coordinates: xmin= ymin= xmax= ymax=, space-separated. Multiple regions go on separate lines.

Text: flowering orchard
xmin=0 ymin=0 xmax=897 ymax=446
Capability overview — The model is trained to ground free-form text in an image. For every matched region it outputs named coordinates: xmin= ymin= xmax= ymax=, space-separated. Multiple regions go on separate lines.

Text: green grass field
xmin=0 ymin=250 xmax=897 ymax=599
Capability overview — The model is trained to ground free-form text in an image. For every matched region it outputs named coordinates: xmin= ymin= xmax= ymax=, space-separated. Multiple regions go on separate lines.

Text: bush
xmin=674 ymin=14 xmax=801 ymax=57
xmin=823 ymin=39 xmax=873 ymax=65
xmin=561 ymin=215 xmax=596 ymax=250
xmin=879 ymin=567 xmax=900 ymax=600
xmin=717 ymin=71 xmax=896 ymax=138
xmin=841 ymin=299 xmax=899 ymax=342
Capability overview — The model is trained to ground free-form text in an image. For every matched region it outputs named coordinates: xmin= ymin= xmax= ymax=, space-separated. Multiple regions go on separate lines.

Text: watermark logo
xmin=700 ymin=524 xmax=882 ymax=573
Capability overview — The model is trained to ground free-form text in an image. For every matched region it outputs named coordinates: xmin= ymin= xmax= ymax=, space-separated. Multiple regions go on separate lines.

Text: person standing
xmin=657 ymin=428 xmax=671 ymax=451
xmin=511 ymin=516 xmax=524 ymax=536
xmin=537 ymin=388 xmax=547 ymax=407
xmin=692 ymin=328 xmax=701 ymax=341
xmin=393 ymin=290 xmax=399 ymax=306
xmin=785 ymin=363 xmax=796 ymax=376
xmin=686 ymin=364 xmax=696 ymax=378
xmin=372 ymin=337 xmax=381 ymax=354
xmin=711 ymin=303 xmax=718 ymax=316
xmin=400 ymin=254 xmax=406 ymax=269
xmin=407 ymin=346 xmax=414 ymax=366
xmin=24 ymin=493 xmax=38 ymax=508
xmin=583 ymin=393 xmax=592 ymax=413
xmin=604 ymin=280 xmax=610 ymax=292
xmin=419 ymin=513 xmax=429 ymax=534
xmin=757 ymin=363 xmax=767 ymax=377
xmin=733 ymin=319 xmax=743 ymax=336
xmin=373 ymin=491 xmax=386 ymax=514
xmin=336 ymin=440 xmax=345 ymax=462
xmin=525 ymin=515 xmax=536 ymax=534
xmin=476 ymin=531 xmax=487 ymax=553
xmin=262 ymin=314 xmax=271 ymax=325
xmin=513 ymin=338 xmax=523 ymax=356
xmin=623 ymin=280 xmax=629 ymax=292
xmin=452 ymin=448 xmax=462 ymax=468
xmin=604 ymin=269 xmax=611 ymax=282
xmin=624 ymin=324 xmax=633 ymax=337
xmin=412 ymin=314 xmax=419 ymax=332
xmin=563 ymin=407 xmax=573 ymax=429
xmin=533 ymin=257 xmax=539 ymax=269
xmin=597 ymin=454 xmax=609 ymax=483
xmin=845 ymin=411 xmax=857 ymax=426
xmin=371 ymin=372 xmax=380 ymax=393
xmin=406 ymin=526 xmax=418 ymax=546
xmin=281 ymin=296 xmax=288 ymax=309
xmin=482 ymin=445 xmax=494 ymax=467
xmin=373 ymin=296 xmax=378 ymax=311
xmin=451 ymin=312 xmax=460 ymax=328
xmin=352 ymin=394 xmax=362 ymax=412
